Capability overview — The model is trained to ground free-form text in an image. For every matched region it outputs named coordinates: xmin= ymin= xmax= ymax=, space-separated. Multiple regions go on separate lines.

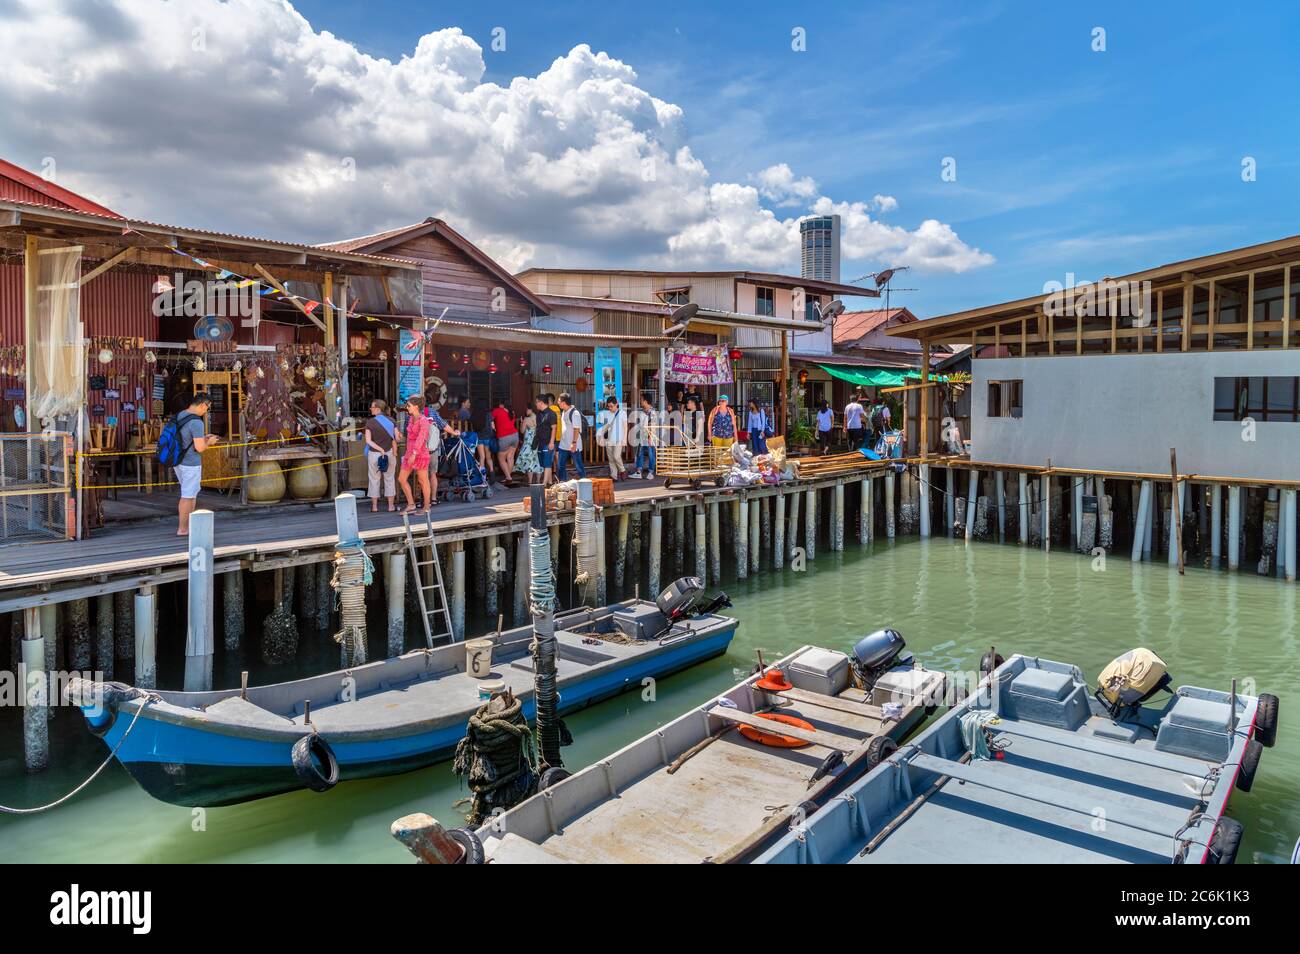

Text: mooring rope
xmin=0 ymin=693 xmax=158 ymax=815
xmin=332 ymin=537 xmax=373 ymax=667
xmin=573 ymin=496 xmax=599 ymax=597
xmin=527 ymin=524 xmax=565 ymax=767
xmin=452 ymin=691 xmax=537 ymax=827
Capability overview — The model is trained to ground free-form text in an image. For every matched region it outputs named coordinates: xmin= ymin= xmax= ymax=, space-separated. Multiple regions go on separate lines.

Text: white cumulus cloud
xmin=0 ymin=0 xmax=993 ymax=275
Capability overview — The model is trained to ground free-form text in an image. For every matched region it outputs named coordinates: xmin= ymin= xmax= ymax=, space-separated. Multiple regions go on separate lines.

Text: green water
xmin=1 ymin=537 xmax=1296 ymax=863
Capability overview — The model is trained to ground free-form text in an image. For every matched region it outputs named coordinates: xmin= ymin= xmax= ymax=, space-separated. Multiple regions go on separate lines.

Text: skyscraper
xmin=800 ymin=214 xmax=841 ymax=283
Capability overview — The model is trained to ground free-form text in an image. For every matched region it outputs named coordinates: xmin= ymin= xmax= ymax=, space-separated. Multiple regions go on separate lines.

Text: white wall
xmin=972 ymin=351 xmax=1300 ymax=479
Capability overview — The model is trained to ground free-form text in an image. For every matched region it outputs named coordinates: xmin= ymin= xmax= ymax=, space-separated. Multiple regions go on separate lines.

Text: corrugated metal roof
xmin=0 ymin=158 xmax=123 ymax=218
xmin=832 ymin=308 xmax=914 ymax=345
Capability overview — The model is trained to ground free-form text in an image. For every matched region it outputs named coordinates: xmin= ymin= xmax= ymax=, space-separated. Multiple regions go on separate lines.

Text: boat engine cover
xmin=852 ymin=629 xmax=906 ymax=672
xmin=613 ymin=604 xmax=670 ymax=640
xmin=657 ymin=577 xmax=705 ymax=617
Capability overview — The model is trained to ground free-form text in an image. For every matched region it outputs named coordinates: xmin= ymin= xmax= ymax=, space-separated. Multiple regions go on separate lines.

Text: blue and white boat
xmin=67 ymin=591 xmax=737 ymax=807
xmin=755 ymin=651 xmax=1279 ymax=865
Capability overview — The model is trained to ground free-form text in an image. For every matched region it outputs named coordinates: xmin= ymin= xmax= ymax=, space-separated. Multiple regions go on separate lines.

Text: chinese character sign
xmin=665 ymin=345 xmax=732 ymax=385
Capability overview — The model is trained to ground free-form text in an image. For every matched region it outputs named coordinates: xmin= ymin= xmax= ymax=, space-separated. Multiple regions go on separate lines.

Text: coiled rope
xmin=332 ymin=536 xmax=373 ymax=667
xmin=452 ymin=690 xmax=537 ymax=827
xmin=573 ymin=496 xmax=599 ymax=600
xmin=0 ymin=691 xmax=158 ymax=815
xmin=528 ymin=525 xmax=566 ymax=768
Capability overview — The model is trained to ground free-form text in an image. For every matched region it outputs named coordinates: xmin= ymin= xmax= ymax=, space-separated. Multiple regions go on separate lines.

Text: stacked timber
xmin=790 ymin=452 xmax=888 ymax=480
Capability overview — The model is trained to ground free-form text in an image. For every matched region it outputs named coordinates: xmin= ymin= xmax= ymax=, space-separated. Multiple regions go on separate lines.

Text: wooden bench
xmin=707 ymin=705 xmax=861 ymax=753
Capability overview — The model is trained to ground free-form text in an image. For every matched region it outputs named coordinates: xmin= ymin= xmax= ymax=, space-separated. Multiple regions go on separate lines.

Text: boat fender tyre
xmin=80 ymin=682 xmax=139 ymax=737
xmin=1235 ymin=738 xmax=1263 ymax=793
xmin=1254 ymin=693 xmax=1279 ymax=747
xmin=865 ymin=736 xmax=899 ymax=769
xmin=291 ymin=734 xmax=340 ymax=793
xmin=979 ymin=651 xmax=1006 ymax=677
xmin=1207 ymin=816 xmax=1244 ymax=865
xmin=537 ymin=767 xmax=572 ymax=791
xmin=446 ymin=827 xmax=485 ymax=864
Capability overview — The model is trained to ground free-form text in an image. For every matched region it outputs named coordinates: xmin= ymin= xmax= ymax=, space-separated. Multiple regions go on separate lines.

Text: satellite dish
xmin=874 ymin=269 xmax=896 ymax=288
xmin=820 ymin=299 xmax=846 ymax=320
xmin=669 ymin=302 xmax=699 ymax=323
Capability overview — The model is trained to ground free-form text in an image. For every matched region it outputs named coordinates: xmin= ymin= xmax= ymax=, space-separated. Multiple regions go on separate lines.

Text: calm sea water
xmin=1 ymin=536 xmax=1295 ymax=863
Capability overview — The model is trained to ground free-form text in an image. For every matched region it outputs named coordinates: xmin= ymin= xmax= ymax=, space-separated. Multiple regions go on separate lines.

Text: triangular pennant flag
xmin=302 ymin=300 xmax=320 ymax=316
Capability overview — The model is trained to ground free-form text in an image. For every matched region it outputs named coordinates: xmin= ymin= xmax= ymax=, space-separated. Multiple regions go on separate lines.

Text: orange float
xmin=738 ymin=712 xmax=815 ymax=748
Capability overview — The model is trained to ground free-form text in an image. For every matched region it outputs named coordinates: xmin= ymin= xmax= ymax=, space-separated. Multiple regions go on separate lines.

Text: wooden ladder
xmin=403 ymin=511 xmax=456 ymax=647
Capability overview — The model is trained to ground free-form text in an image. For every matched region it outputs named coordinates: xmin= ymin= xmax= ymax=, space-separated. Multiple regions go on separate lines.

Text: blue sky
xmin=289 ymin=0 xmax=1300 ymax=316
xmin=3 ymin=1 xmax=1297 ymax=320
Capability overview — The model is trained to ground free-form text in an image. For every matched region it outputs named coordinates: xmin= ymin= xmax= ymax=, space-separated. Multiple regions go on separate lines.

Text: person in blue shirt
xmin=816 ymin=400 xmax=834 ymax=455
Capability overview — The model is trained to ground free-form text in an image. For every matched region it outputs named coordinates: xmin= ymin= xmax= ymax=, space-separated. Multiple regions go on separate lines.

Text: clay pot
xmin=247 ymin=459 xmax=286 ymax=503
xmin=288 ymin=459 xmax=328 ymax=500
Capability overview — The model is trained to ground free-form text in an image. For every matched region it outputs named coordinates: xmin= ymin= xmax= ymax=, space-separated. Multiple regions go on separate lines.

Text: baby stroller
xmin=439 ymin=431 xmax=493 ymax=502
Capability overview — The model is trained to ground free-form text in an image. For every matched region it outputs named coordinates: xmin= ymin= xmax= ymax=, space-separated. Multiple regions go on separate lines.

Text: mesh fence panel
xmin=0 ymin=433 xmax=70 ymax=542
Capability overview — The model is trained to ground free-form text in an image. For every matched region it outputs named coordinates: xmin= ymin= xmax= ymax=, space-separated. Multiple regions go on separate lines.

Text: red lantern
xmin=729 ymin=347 xmax=743 ymax=361
xmin=543 ymin=364 xmax=552 ymax=374
xmin=518 ymin=354 xmax=527 ymax=368
xmin=564 ymin=359 xmax=573 ymax=369
xmin=462 ymin=353 xmax=470 ymax=365
xmin=583 ymin=365 xmax=593 ymax=375
xmin=489 ymin=362 xmax=498 ymax=374
xmin=430 ymin=359 xmax=440 ymax=371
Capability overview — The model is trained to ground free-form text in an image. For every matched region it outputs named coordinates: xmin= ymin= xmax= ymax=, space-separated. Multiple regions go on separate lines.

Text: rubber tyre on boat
xmin=291 ymin=734 xmax=339 ymax=793
xmin=979 ymin=651 xmax=1006 ymax=677
xmin=1207 ymin=816 xmax=1244 ymax=864
xmin=446 ymin=827 xmax=485 ymax=864
xmin=1254 ymin=693 xmax=1279 ymax=747
xmin=864 ymin=736 xmax=898 ymax=769
xmin=1235 ymin=738 xmax=1263 ymax=793
xmin=537 ymin=767 xmax=572 ymax=791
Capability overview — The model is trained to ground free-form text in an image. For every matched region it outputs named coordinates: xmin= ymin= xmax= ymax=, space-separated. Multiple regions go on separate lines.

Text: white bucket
xmin=478 ymin=678 xmax=506 ymax=701
xmin=466 ymin=639 xmax=495 ymax=679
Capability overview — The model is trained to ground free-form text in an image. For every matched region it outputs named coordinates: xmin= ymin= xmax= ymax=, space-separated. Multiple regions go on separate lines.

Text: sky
xmin=1 ymin=0 xmax=1298 ymax=318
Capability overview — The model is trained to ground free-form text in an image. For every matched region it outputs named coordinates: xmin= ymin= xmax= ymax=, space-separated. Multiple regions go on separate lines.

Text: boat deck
xmin=856 ymin=717 xmax=1211 ymax=865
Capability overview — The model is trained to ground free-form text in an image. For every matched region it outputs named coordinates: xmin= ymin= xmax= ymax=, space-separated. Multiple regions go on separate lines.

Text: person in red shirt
xmin=490 ymin=400 xmax=518 ymax=483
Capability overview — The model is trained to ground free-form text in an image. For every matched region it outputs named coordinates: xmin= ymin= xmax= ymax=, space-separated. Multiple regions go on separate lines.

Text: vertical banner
xmin=593 ymin=346 xmax=623 ymax=405
xmin=398 ymin=329 xmax=424 ymax=403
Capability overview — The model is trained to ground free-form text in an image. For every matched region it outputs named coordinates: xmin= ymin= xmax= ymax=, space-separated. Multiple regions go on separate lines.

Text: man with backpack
xmin=159 ymin=392 xmax=218 ymax=536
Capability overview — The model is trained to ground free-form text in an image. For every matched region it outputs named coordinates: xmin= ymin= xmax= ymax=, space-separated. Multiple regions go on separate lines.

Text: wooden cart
xmin=657 ymin=443 xmax=732 ymax=489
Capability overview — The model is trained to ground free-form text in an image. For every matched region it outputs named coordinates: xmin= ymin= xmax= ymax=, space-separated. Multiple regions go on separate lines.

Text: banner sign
xmin=665 ymin=344 xmax=732 ymax=385
xmin=398 ymin=329 xmax=424 ymax=403
xmin=593 ymin=346 xmax=623 ymax=404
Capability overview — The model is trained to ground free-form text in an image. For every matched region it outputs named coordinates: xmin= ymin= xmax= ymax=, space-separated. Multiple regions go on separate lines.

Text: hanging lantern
xmin=98 ymin=347 xmax=114 ymax=364
xmin=378 ymin=350 xmax=388 ymax=362
xmin=798 ymin=368 xmax=809 ymax=385
xmin=232 ymin=360 xmax=242 ymax=373
xmin=462 ymin=353 xmax=470 ymax=365
xmin=489 ymin=362 xmax=498 ymax=374
xmin=194 ymin=357 xmax=206 ymax=371
xmin=729 ymin=347 xmax=743 ymax=361
xmin=542 ymin=364 xmax=552 ymax=375
xmin=518 ymin=354 xmax=527 ymax=368
xmin=430 ymin=358 xmax=440 ymax=371
xmin=583 ymin=365 xmax=593 ymax=375
xmin=564 ymin=359 xmax=573 ymax=369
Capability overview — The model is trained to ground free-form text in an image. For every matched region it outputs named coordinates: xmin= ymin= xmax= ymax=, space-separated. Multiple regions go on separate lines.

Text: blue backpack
xmin=157 ymin=412 xmax=196 ymax=467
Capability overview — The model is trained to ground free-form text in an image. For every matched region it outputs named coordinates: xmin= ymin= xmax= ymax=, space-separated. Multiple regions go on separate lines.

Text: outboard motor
xmin=613 ymin=577 xmax=731 ymax=641
xmin=849 ymin=628 xmax=910 ymax=691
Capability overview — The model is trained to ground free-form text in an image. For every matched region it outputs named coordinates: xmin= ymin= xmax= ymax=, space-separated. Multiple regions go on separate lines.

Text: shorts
xmin=538 ymin=448 xmax=554 ymax=468
xmin=711 ymin=436 xmax=734 ymax=448
xmin=175 ymin=463 xmax=202 ymax=499
xmin=498 ymin=432 xmax=518 ymax=451
xmin=428 ymin=449 xmax=442 ymax=474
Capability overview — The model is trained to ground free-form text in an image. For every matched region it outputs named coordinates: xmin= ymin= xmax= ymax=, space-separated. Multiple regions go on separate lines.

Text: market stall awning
xmin=817 ymin=363 xmax=948 ymax=387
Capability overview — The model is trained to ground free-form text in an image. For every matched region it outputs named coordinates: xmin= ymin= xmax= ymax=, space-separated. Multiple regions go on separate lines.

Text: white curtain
xmin=31 ymin=245 xmax=83 ymax=422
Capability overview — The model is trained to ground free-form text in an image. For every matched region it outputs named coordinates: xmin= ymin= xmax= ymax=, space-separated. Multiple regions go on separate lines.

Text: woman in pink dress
xmin=398 ymin=395 xmax=433 ymax=513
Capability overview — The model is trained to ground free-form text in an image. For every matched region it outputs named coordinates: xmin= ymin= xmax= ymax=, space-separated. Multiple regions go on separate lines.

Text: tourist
xmin=816 ymin=399 xmax=834 ymax=455
xmin=555 ymin=392 xmax=585 ymax=480
xmin=491 ymin=400 xmax=518 ymax=483
xmin=745 ymin=398 xmax=770 ymax=456
xmin=707 ymin=394 xmax=736 ymax=448
xmin=363 ymin=398 xmax=397 ymax=513
xmin=680 ymin=396 xmax=704 ymax=446
xmin=515 ymin=406 xmax=542 ymax=480
xmin=173 ymin=392 xmax=218 ymax=536
xmin=844 ymin=391 xmax=866 ymax=450
xmin=532 ymin=395 xmax=557 ymax=486
xmin=597 ymin=396 xmax=627 ymax=480
xmin=422 ymin=400 xmax=451 ymax=504
xmin=398 ymin=395 xmax=434 ymax=512
xmin=547 ymin=392 xmax=563 ymax=448
xmin=869 ymin=396 xmax=886 ymax=447
xmin=633 ymin=395 xmax=658 ymax=478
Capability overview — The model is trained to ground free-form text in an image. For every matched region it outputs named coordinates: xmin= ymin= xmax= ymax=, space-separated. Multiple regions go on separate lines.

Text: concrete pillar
xmin=832 ymin=484 xmax=845 ymax=552
xmin=709 ymin=500 xmax=722 ymax=585
xmin=1228 ymin=486 xmax=1242 ymax=571
xmin=674 ymin=506 xmax=686 ymax=574
xmin=450 ymin=540 xmax=466 ymax=641
xmin=515 ymin=531 xmax=531 ymax=624
xmin=614 ymin=512 xmax=629 ymax=592
xmin=22 ymin=607 xmax=47 ymax=772
xmin=39 ymin=603 xmax=57 ymax=689
xmin=694 ymin=506 xmax=707 ymax=581
xmin=1040 ymin=474 xmax=1051 ymax=553
xmin=805 ymin=488 xmax=817 ymax=560
xmin=1210 ymin=483 xmax=1223 ymax=567
xmin=68 ymin=597 xmax=91 ymax=671
xmin=184 ymin=509 xmax=215 ymax=692
xmin=1131 ymin=480 xmax=1151 ymax=563
xmin=114 ymin=588 xmax=134 ymax=661
xmin=885 ymin=470 xmax=895 ymax=539
xmin=648 ymin=510 xmax=663 ymax=597
xmin=995 ymin=471 xmax=1006 ymax=543
xmin=965 ymin=469 xmax=978 ymax=542
xmin=787 ymin=488 xmax=800 ymax=559
xmin=760 ymin=497 xmax=771 ymax=559
xmin=223 ymin=570 xmax=244 ymax=649
xmin=93 ymin=593 xmax=114 ymax=680
xmin=1018 ymin=473 xmax=1029 ymax=546
xmin=920 ymin=464 xmax=931 ymax=538
xmin=859 ymin=477 xmax=870 ymax=546
xmin=945 ymin=470 xmax=956 ymax=537
xmin=387 ymin=552 xmax=406 ymax=656
xmin=749 ymin=498 xmax=761 ymax=572
xmin=1071 ymin=476 xmax=1082 ymax=550
xmin=774 ymin=491 xmax=786 ymax=570
xmin=134 ymin=585 xmax=157 ymax=690
xmin=1283 ymin=488 xmax=1297 ymax=583
xmin=734 ymin=499 xmax=748 ymax=580
xmin=1259 ymin=489 xmax=1279 ymax=576
xmin=482 ymin=533 xmax=498 ymax=616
